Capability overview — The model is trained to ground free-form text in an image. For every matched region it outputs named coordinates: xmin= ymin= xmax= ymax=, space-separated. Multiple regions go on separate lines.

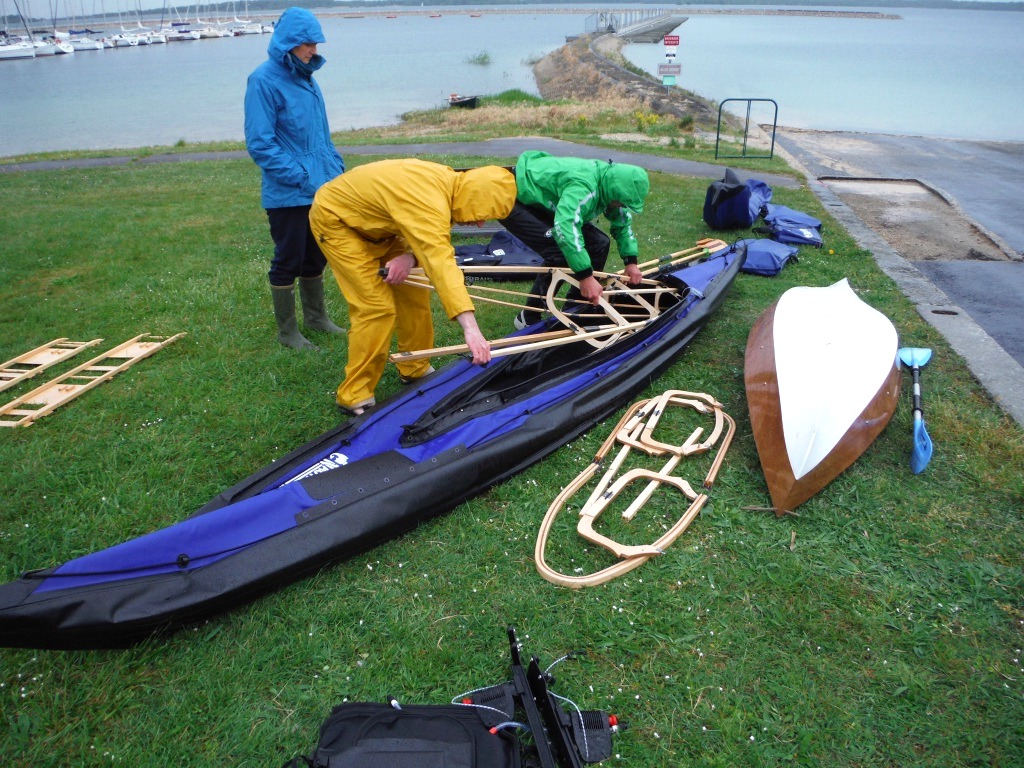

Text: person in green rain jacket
xmin=244 ymin=7 xmax=346 ymax=350
xmin=499 ymin=150 xmax=650 ymax=328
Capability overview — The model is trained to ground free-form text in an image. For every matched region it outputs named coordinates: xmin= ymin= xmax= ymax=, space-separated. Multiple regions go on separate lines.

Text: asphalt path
xmin=0 ymin=137 xmax=800 ymax=189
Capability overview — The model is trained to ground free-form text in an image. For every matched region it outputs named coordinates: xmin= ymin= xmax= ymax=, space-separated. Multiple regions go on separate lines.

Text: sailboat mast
xmin=11 ymin=0 xmax=34 ymax=41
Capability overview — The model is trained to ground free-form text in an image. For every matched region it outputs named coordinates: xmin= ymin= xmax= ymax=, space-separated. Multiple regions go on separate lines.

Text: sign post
xmin=662 ymin=35 xmax=680 ymax=88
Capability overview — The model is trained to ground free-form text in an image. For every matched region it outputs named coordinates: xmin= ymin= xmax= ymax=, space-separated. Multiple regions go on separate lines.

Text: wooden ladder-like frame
xmin=0 ymin=338 xmax=104 ymax=394
xmin=0 ymin=333 xmax=186 ymax=428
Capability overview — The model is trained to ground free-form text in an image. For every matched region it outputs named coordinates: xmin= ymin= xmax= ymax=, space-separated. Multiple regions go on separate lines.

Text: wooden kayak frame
xmin=535 ymin=390 xmax=736 ymax=588
xmin=388 ymin=239 xmax=727 ymax=363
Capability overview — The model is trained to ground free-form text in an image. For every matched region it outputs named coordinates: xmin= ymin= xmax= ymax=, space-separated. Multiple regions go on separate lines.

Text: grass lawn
xmin=0 ymin=102 xmax=1022 ymax=767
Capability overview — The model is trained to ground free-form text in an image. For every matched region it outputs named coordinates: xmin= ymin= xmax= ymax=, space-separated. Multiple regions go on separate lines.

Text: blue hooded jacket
xmin=244 ymin=7 xmax=345 ymax=209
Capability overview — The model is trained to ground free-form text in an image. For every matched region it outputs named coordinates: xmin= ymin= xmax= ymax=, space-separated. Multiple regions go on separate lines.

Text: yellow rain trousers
xmin=309 ymin=159 xmax=516 ymax=409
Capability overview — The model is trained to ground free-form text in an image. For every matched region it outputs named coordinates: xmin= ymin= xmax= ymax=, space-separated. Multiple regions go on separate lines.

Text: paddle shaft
xmin=910 ymin=363 xmax=924 ymax=419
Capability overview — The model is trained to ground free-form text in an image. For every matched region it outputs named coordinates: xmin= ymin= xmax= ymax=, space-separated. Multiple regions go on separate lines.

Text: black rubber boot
xmin=271 ymin=284 xmax=316 ymax=350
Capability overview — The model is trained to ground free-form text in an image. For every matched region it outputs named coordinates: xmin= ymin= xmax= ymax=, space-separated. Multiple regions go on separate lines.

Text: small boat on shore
xmin=449 ymin=93 xmax=479 ymax=109
xmin=0 ymin=244 xmax=745 ymax=649
xmin=744 ymin=279 xmax=901 ymax=515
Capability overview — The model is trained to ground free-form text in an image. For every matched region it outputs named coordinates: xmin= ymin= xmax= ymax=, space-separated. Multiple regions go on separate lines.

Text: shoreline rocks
xmin=533 ymin=34 xmax=720 ymax=127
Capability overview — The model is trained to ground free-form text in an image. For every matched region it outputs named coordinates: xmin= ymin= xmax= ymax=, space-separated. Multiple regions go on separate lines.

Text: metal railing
xmin=715 ymin=98 xmax=778 ymax=160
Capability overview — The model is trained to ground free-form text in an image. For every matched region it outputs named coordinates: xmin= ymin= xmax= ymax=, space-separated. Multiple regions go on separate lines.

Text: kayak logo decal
xmin=286 ymin=452 xmax=350 ymax=484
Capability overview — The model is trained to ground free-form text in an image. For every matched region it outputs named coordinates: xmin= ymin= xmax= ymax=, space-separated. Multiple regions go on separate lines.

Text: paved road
xmin=775 ymin=132 xmax=1024 ymax=256
xmin=775 ymin=129 xmax=1024 ymax=426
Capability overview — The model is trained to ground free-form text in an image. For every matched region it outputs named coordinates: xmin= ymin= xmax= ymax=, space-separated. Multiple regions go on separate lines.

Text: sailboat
xmin=67 ymin=0 xmax=106 ymax=50
xmin=0 ymin=34 xmax=36 ymax=58
xmin=1 ymin=1 xmax=35 ymax=58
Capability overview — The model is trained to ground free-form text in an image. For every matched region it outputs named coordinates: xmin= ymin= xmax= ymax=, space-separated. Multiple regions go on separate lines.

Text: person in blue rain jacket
xmin=245 ymin=7 xmax=346 ymax=349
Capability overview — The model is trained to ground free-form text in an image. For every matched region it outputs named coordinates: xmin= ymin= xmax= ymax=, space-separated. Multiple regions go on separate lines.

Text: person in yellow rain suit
xmin=309 ymin=159 xmax=517 ymax=415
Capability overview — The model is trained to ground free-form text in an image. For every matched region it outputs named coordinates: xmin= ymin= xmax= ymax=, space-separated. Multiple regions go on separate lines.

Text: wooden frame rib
xmin=0 ymin=338 xmax=104 ymax=394
xmin=389 ymin=321 xmax=648 ymax=363
xmin=535 ymin=390 xmax=736 ymax=588
xmin=0 ymin=333 xmax=186 ymax=427
xmin=388 ymin=238 xmax=729 ymax=363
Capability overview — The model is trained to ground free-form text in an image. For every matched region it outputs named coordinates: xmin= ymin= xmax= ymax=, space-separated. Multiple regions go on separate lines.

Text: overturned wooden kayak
xmin=744 ymin=279 xmax=901 ymax=515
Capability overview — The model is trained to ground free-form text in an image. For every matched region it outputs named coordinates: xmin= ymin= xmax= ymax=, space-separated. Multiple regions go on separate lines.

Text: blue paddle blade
xmin=911 ymin=413 xmax=934 ymax=474
xmin=898 ymin=347 xmax=932 ymax=368
xmin=899 ymin=346 xmax=934 ymax=473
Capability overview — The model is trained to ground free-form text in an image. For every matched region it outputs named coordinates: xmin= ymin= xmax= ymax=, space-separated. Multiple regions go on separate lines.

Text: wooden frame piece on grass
xmin=535 ymin=390 xmax=735 ymax=588
xmin=0 ymin=338 xmax=104 ymax=394
xmin=0 ymin=333 xmax=186 ymax=427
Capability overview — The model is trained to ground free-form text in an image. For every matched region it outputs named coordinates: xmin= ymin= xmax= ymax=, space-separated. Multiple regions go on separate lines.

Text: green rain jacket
xmin=513 ymin=150 xmax=650 ymax=276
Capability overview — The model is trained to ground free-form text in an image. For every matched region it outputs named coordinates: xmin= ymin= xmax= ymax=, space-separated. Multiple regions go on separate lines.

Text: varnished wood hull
xmin=745 ymin=280 xmax=901 ymax=515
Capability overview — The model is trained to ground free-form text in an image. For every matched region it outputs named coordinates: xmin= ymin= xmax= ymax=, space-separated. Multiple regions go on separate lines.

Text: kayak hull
xmin=0 ymin=249 xmax=745 ymax=649
xmin=745 ymin=279 xmax=901 ymax=515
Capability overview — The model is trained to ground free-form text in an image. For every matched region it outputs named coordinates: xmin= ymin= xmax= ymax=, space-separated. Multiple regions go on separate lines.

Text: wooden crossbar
xmin=0 ymin=338 xmax=104 ymax=394
xmin=388 ymin=321 xmax=647 ymax=363
xmin=0 ymin=333 xmax=186 ymax=428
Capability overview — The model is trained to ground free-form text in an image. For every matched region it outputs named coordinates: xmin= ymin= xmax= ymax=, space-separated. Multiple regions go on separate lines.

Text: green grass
xmin=0 ymin=121 xmax=1022 ymax=767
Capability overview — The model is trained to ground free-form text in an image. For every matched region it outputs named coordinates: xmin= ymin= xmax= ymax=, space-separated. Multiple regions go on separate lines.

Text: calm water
xmin=624 ymin=6 xmax=1024 ymax=142
xmin=1 ymin=5 xmax=1022 ymax=156
xmin=0 ymin=8 xmax=581 ymax=156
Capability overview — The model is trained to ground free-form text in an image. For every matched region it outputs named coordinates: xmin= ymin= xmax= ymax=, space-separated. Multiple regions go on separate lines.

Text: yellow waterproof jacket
xmin=314 ymin=159 xmax=516 ymax=318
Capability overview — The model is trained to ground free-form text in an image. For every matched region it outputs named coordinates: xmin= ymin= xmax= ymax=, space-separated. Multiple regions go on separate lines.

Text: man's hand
xmin=455 ymin=310 xmax=491 ymax=365
xmin=624 ymin=263 xmax=643 ymax=286
xmin=383 ymin=252 xmax=417 ymax=285
xmin=579 ymin=275 xmax=604 ymax=305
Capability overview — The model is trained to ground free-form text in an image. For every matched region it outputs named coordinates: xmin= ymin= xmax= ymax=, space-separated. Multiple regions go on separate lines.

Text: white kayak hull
xmin=745 ymin=279 xmax=901 ymax=514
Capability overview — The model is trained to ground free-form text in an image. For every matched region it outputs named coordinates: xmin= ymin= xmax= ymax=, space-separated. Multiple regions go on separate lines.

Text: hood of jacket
xmin=601 ymin=162 xmax=649 ymax=214
xmin=267 ymin=7 xmax=326 ymax=72
xmin=451 ymin=166 xmax=517 ymax=223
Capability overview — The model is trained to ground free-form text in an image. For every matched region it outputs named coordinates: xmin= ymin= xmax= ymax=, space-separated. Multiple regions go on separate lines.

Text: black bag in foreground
xmin=282 ymin=627 xmax=620 ymax=768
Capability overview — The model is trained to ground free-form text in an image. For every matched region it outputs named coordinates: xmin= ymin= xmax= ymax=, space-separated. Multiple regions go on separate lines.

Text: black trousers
xmin=499 ymin=202 xmax=610 ymax=316
xmin=266 ymin=205 xmax=328 ymax=287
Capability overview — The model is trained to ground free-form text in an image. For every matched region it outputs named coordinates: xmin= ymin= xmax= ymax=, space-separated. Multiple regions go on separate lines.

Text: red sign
xmin=664 ymin=35 xmax=680 ymax=46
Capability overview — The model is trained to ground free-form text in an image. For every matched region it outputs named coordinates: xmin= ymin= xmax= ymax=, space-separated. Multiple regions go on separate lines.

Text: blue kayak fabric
xmin=32 ymin=254 xmax=735 ymax=592
xmin=455 ymin=230 xmax=545 ymax=273
xmin=0 ymin=246 xmax=746 ymax=649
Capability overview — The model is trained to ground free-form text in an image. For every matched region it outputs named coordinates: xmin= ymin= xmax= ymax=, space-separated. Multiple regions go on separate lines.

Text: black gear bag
xmin=282 ymin=628 xmax=619 ymax=768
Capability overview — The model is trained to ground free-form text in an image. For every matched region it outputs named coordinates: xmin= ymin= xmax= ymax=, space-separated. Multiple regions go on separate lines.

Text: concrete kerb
xmin=771 ymin=139 xmax=1024 ymax=428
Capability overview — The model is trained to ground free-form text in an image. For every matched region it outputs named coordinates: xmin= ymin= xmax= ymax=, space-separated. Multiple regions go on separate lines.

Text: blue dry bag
xmin=756 ymin=204 xmax=824 ymax=247
xmin=736 ymin=238 xmax=800 ymax=277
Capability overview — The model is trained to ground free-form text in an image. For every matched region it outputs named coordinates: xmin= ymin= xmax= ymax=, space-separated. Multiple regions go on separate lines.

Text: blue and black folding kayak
xmin=0 ymin=246 xmax=746 ymax=650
